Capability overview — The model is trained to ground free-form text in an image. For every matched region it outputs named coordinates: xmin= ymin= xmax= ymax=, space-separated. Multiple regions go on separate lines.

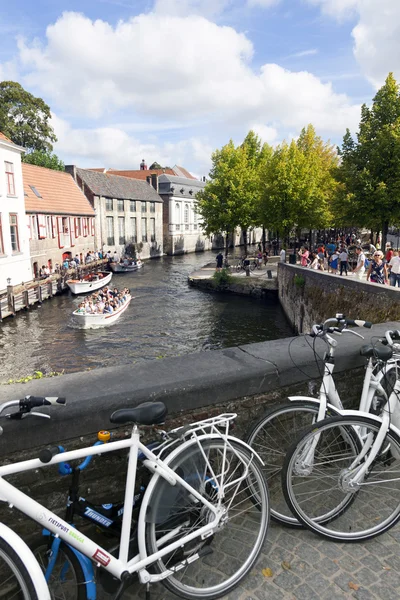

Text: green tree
xmin=149 ymin=161 xmax=163 ymax=170
xmin=22 ymin=150 xmax=65 ymax=171
xmin=196 ymin=139 xmax=258 ymax=256
xmin=0 ymin=81 xmax=57 ymax=153
xmin=336 ymin=73 xmax=400 ymax=247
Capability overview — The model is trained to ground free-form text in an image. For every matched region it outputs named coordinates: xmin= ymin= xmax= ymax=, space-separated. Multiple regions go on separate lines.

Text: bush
xmin=212 ymin=268 xmax=232 ymax=286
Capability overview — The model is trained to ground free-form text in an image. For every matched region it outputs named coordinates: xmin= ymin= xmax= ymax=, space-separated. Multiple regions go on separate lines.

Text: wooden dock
xmin=0 ymin=260 xmax=109 ymax=321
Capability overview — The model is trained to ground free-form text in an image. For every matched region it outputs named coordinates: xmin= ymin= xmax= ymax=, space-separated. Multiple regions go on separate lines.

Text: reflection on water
xmin=0 ymin=251 xmax=293 ymax=380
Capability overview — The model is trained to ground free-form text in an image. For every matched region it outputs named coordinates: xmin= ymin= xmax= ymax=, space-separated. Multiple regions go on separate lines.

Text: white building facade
xmin=0 ymin=133 xmax=33 ymax=290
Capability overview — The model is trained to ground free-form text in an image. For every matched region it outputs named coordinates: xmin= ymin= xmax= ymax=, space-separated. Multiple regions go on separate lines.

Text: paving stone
xmin=355 ymin=566 xmax=382 ymax=587
xmin=369 ymin=583 xmax=400 ymax=600
xmin=315 ymin=557 xmax=340 ymax=577
xmin=273 ymin=569 xmax=302 ymax=592
xmin=293 ymin=583 xmax=320 ymax=600
xmin=354 ymin=589 xmax=378 ymax=600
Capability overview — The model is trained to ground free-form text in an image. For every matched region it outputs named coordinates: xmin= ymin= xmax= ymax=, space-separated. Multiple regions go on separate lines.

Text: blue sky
xmin=0 ymin=0 xmax=398 ymax=175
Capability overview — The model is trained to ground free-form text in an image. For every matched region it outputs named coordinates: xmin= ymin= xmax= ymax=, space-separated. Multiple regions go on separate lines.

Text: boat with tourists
xmin=66 ymin=271 xmax=112 ymax=295
xmin=72 ymin=293 xmax=132 ymax=329
xmin=109 ymin=258 xmax=143 ymax=273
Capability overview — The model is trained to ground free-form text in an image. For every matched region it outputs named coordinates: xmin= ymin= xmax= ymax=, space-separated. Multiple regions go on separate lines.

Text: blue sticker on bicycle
xmin=84 ymin=507 xmax=113 ymax=527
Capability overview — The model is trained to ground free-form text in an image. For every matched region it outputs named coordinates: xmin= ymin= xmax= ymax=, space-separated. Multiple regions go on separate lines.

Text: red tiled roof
xmin=0 ymin=131 xmax=13 ymax=143
xmin=173 ymin=165 xmax=197 ymax=180
xmin=22 ymin=164 xmax=95 ymax=216
xmin=106 ymin=168 xmax=176 ymax=179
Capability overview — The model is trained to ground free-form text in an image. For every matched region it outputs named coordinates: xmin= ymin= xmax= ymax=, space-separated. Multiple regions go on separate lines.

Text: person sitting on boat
xmin=76 ymin=302 xmax=86 ymax=314
xmin=103 ymin=302 xmax=113 ymax=314
xmin=96 ymin=298 xmax=105 ymax=312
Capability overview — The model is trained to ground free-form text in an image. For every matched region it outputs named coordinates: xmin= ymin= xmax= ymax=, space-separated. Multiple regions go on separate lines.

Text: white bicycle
xmin=0 ymin=396 xmax=269 ymax=600
xmin=245 ymin=315 xmax=400 ymax=526
xmin=282 ymin=342 xmax=400 ymax=542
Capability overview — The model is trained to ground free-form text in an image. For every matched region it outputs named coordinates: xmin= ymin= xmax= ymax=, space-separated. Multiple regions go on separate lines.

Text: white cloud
xmin=250 ymin=124 xmax=278 ymax=144
xmin=308 ymin=0 xmax=400 ymax=90
xmin=288 ymin=48 xmax=319 ymax=58
xmin=17 ymin=11 xmax=360 ymax=136
xmin=305 ymin=0 xmax=359 ymax=20
xmin=51 ymin=113 xmax=213 ymax=175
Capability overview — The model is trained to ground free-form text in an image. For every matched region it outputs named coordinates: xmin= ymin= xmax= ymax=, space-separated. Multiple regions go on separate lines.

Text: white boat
xmin=72 ymin=295 xmax=132 ymax=329
xmin=66 ymin=271 xmax=112 ymax=295
xmin=109 ymin=260 xmax=143 ymax=273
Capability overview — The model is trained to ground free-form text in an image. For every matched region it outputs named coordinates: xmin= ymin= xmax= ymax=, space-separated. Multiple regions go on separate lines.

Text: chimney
xmin=140 ymin=159 xmax=147 ymax=171
xmin=65 ymin=165 xmax=77 ymax=181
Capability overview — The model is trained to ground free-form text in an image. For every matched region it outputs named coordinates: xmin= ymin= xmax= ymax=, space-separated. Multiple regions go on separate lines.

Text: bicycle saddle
xmin=110 ymin=401 xmax=167 ymax=425
xmin=360 ymin=344 xmax=393 ymax=362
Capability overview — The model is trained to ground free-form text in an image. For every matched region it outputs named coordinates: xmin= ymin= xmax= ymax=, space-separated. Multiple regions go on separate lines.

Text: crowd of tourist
xmin=75 ymin=287 xmax=131 ymax=314
xmin=296 ymin=235 xmax=400 ymax=287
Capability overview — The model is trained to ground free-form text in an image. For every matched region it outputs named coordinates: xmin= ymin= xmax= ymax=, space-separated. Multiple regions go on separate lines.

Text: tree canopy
xmin=149 ymin=161 xmax=163 ymax=170
xmin=336 ymin=73 xmax=400 ymax=246
xmin=22 ymin=150 xmax=65 ymax=171
xmin=0 ymin=81 xmax=57 ymax=153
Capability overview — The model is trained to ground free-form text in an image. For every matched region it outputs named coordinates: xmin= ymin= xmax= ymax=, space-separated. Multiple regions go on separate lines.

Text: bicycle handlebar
xmin=384 ymin=330 xmax=400 ymax=346
xmin=311 ymin=315 xmax=373 ymax=337
xmin=0 ymin=396 xmax=66 ymax=420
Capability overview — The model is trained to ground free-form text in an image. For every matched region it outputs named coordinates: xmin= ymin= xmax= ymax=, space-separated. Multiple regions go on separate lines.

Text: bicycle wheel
xmin=246 ymin=401 xmax=336 ymax=527
xmin=283 ymin=415 xmax=400 ymax=542
xmin=31 ymin=539 xmax=86 ymax=600
xmin=144 ymin=438 xmax=269 ymax=600
xmin=235 ymin=264 xmax=242 ymax=273
xmin=0 ymin=536 xmax=39 ymax=600
xmin=250 ymin=261 xmax=257 ymax=271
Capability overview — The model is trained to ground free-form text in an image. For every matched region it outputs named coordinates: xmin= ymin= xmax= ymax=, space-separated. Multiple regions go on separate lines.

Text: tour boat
xmin=67 ymin=271 xmax=112 ymax=295
xmin=72 ymin=295 xmax=132 ymax=329
xmin=109 ymin=260 xmax=143 ymax=273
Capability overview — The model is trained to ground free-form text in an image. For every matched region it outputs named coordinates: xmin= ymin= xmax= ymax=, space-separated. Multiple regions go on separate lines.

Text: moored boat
xmin=109 ymin=259 xmax=143 ymax=273
xmin=72 ymin=295 xmax=132 ymax=329
xmin=66 ymin=271 xmax=112 ymax=295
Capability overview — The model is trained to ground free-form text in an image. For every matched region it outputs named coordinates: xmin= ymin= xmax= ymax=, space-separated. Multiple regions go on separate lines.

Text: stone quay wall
xmin=278 ymin=263 xmax=400 ymax=334
xmin=0 ymin=322 xmax=396 ymax=538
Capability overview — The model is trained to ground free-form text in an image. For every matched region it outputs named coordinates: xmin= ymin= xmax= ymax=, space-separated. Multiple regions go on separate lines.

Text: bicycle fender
xmin=333 ymin=409 xmax=400 ymax=437
xmin=0 ymin=522 xmax=51 ymax=600
xmin=288 ymin=397 xmax=341 ymax=415
xmin=69 ymin=547 xmax=97 ymax=600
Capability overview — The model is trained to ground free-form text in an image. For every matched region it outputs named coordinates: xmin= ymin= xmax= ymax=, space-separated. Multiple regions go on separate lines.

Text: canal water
xmin=0 ymin=251 xmax=293 ymax=380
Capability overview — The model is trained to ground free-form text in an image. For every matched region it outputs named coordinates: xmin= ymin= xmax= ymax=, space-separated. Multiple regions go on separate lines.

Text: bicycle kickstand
xmin=146 ymin=582 xmax=151 ymax=600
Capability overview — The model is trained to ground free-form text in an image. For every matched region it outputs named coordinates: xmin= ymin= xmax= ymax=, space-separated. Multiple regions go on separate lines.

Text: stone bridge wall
xmin=278 ymin=263 xmax=400 ymax=334
xmin=0 ymin=322 xmax=396 ymax=538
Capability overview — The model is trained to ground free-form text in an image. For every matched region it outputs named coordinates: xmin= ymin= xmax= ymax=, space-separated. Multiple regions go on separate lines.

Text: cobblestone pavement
xmin=99 ymin=521 xmax=400 ymax=600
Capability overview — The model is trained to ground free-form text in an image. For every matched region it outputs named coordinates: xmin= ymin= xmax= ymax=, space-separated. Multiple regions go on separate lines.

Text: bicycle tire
xmin=245 ymin=401 xmax=338 ymax=527
xmin=282 ymin=414 xmax=400 ymax=542
xmin=235 ymin=264 xmax=242 ymax=273
xmin=31 ymin=538 xmax=87 ymax=600
xmin=144 ymin=438 xmax=269 ymax=599
xmin=0 ymin=536 xmax=39 ymax=600
xmin=249 ymin=261 xmax=257 ymax=271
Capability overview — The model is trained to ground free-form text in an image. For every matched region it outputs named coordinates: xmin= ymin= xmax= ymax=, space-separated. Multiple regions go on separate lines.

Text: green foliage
xmin=212 ymin=268 xmax=232 ymax=286
xmin=258 ymin=125 xmax=337 ymax=238
xmin=22 ymin=150 xmax=65 ymax=171
xmin=149 ymin=161 xmax=163 ymax=169
xmin=0 ymin=81 xmax=57 ymax=153
xmin=294 ymin=274 xmax=305 ymax=288
xmin=2 ymin=370 xmax=64 ymax=385
xmin=335 ymin=73 xmax=400 ymax=245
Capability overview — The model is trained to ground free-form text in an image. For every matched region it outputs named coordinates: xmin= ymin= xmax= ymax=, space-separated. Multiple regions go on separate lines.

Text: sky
xmin=0 ymin=0 xmax=399 ymax=177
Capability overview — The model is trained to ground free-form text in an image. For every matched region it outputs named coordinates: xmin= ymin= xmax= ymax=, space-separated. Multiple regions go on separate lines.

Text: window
xmin=75 ymin=217 xmax=81 ymax=238
xmin=62 ymin=217 xmax=69 ymax=233
xmin=46 ymin=216 xmax=52 ymax=238
xmin=117 ymin=199 xmax=124 ymax=212
xmin=0 ymin=215 xmax=4 ymax=254
xmin=129 ymin=200 xmax=136 ymax=212
xmin=193 ymin=208 xmax=198 ymax=230
xmin=175 ymin=203 xmax=180 ymax=230
xmin=106 ymin=216 xmax=114 ymax=245
xmin=29 ymin=185 xmax=42 ymax=198
xmin=105 ymin=198 xmax=113 ymax=211
xmin=130 ymin=217 xmax=137 ymax=242
xmin=9 ymin=214 xmax=19 ymax=252
xmin=141 ymin=202 xmax=146 ymax=213
xmin=118 ymin=217 xmax=125 ymax=244
xmin=142 ymin=217 xmax=147 ymax=242
xmin=5 ymin=162 xmax=15 ymax=196
xmin=150 ymin=218 xmax=156 ymax=242
xmin=150 ymin=201 xmax=155 ymax=213
xmin=184 ymin=203 xmax=189 ymax=229
xmin=30 ymin=215 xmax=38 ymax=240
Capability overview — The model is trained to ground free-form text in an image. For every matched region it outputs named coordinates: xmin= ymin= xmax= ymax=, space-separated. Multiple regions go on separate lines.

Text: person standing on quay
xmin=352 ymin=246 xmax=366 ymax=280
xmin=339 ymin=247 xmax=349 ymax=276
xmin=215 ymin=252 xmax=223 ymax=272
xmin=367 ymin=251 xmax=388 ymax=285
xmin=388 ymin=249 xmax=400 ymax=287
xmin=298 ymin=246 xmax=309 ymax=267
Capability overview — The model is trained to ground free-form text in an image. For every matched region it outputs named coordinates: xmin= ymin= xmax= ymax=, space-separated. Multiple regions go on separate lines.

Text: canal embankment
xmin=278 ymin=262 xmax=400 ymax=333
xmin=0 ymin=320 xmax=395 ymax=536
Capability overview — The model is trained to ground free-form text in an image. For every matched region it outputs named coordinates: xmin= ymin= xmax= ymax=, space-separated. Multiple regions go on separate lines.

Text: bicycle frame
xmin=0 ymin=416 xmax=261 ymax=588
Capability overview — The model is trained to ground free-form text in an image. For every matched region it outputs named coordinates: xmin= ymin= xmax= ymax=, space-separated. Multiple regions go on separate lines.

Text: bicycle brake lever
xmin=7 ymin=411 xmax=51 ymax=420
xmin=342 ymin=328 xmax=364 ymax=339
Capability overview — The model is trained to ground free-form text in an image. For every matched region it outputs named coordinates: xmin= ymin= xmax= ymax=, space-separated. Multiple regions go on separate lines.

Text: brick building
xmin=22 ymin=163 xmax=95 ymax=276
